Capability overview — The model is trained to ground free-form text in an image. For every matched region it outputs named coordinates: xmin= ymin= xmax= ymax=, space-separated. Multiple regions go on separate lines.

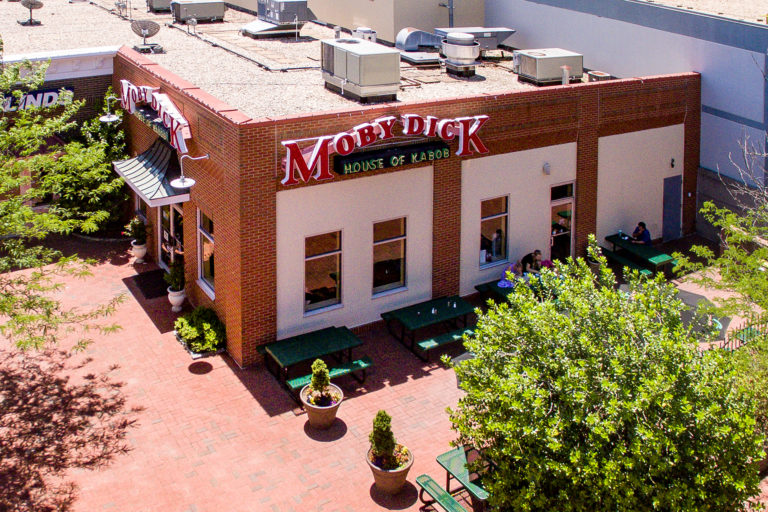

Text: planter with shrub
xmin=164 ymin=261 xmax=186 ymax=312
xmin=366 ymin=410 xmax=413 ymax=494
xmin=174 ymin=306 xmax=226 ymax=358
xmin=124 ymin=216 xmax=147 ymax=263
xmin=300 ymin=359 xmax=343 ymax=429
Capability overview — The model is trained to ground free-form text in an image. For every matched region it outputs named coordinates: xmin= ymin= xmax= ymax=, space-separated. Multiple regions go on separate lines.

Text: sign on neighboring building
xmin=1 ymin=87 xmax=74 ymax=112
xmin=281 ymin=113 xmax=490 ymax=186
xmin=119 ymin=80 xmax=191 ymax=154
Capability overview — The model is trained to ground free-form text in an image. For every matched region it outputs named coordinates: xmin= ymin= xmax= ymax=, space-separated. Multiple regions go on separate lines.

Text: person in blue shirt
xmin=632 ymin=222 xmax=652 ymax=245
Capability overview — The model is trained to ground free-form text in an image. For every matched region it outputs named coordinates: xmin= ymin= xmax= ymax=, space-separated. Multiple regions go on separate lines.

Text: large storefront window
xmin=373 ymin=218 xmax=406 ymax=295
xmin=305 ymin=231 xmax=341 ymax=312
xmin=159 ymin=204 xmax=183 ymax=269
xmin=198 ymin=210 xmax=214 ymax=292
xmin=480 ymin=196 xmax=508 ymax=266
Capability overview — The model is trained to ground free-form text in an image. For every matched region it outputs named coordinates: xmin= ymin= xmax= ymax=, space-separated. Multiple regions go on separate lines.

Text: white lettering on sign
xmin=119 ymin=80 xmax=192 ymax=154
xmin=280 ymin=114 xmax=489 ymax=186
xmin=2 ymin=88 xmax=74 ymax=112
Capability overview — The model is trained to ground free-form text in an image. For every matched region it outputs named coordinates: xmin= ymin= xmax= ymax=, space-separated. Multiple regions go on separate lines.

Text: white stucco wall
xmin=596 ymin=124 xmax=684 ymax=244
xmin=276 ymin=167 xmax=433 ymax=339
xmin=485 ymin=0 xmax=766 ymax=181
xmin=460 ymin=143 xmax=577 ymax=296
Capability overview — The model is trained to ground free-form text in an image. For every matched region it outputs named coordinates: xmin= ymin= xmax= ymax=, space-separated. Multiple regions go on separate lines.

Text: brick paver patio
xmin=15 ymin=236 xmax=470 ymax=512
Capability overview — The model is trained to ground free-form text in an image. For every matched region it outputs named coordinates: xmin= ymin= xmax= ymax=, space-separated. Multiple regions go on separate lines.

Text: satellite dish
xmin=18 ymin=0 xmax=43 ymax=26
xmin=131 ymin=20 xmax=164 ymax=54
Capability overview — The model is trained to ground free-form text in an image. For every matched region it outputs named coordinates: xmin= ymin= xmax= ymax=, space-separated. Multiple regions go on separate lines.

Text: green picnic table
xmin=436 ymin=447 xmax=490 ymax=512
xmin=263 ymin=326 xmax=363 ymax=385
xmin=605 ymin=233 xmax=674 ymax=271
xmin=381 ymin=296 xmax=474 ymax=351
xmin=475 ymin=279 xmax=517 ymax=303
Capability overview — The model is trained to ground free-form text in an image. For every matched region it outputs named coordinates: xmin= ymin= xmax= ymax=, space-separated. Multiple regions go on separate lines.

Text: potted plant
xmin=366 ymin=410 xmax=413 ymax=495
xmin=300 ymin=359 xmax=343 ymax=430
xmin=164 ymin=260 xmax=186 ymax=312
xmin=124 ymin=216 xmax=147 ymax=263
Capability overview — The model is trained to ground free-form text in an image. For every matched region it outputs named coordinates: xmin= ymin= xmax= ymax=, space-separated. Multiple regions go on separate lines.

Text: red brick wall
xmin=112 ymin=45 xmax=700 ymax=367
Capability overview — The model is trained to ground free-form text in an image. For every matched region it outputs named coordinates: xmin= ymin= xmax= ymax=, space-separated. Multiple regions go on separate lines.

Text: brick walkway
xmin=29 ymin=236 xmax=469 ymax=512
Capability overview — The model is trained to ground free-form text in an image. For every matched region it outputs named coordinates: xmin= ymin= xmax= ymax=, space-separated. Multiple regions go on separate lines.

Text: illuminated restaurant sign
xmin=281 ymin=114 xmax=489 ymax=186
xmin=119 ymin=80 xmax=191 ymax=154
xmin=334 ymin=141 xmax=450 ymax=175
xmin=2 ymin=87 xmax=73 ymax=112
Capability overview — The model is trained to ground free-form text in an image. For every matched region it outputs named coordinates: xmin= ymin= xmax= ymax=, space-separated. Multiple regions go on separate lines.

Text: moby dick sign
xmin=280 ymin=114 xmax=490 ymax=186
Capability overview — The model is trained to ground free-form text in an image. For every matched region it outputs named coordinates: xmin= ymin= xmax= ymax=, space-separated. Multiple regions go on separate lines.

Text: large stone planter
xmin=131 ymin=240 xmax=147 ymax=263
xmin=367 ymin=447 xmax=413 ymax=495
xmin=167 ymin=286 xmax=186 ymax=312
xmin=300 ymin=383 xmax=343 ymax=429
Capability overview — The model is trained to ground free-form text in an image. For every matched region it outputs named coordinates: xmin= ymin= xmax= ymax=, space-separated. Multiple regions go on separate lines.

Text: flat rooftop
xmin=646 ymin=0 xmax=768 ymax=23
xmin=0 ymin=0 xmax=533 ymax=121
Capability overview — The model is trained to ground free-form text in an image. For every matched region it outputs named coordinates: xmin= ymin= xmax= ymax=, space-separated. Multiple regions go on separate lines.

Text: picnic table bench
xmin=415 ymin=327 xmax=475 ymax=362
xmin=285 ymin=356 xmax=373 ymax=392
xmin=599 ymin=246 xmax=653 ymax=277
xmin=437 ymin=447 xmax=490 ymax=503
xmin=416 ymin=474 xmax=468 ymax=512
xmin=382 ymin=296 xmax=474 ymax=356
xmin=262 ymin=326 xmax=365 ymax=389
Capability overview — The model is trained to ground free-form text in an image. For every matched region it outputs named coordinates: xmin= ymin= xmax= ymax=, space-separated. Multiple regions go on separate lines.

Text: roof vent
xmin=395 ymin=27 xmax=442 ymax=51
xmin=171 ymin=0 xmax=226 ymax=23
xmin=441 ymin=32 xmax=480 ymax=77
xmin=352 ymin=27 xmax=377 ymax=43
xmin=321 ymin=38 xmax=400 ymax=103
xmin=434 ymin=26 xmax=516 ymax=51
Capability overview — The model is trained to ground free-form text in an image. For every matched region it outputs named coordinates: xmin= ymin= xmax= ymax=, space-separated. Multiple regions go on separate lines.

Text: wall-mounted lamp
xmin=171 ymin=153 xmax=209 ymax=189
xmin=670 ymin=158 xmax=675 ymax=168
xmin=542 ymin=162 xmax=551 ymax=175
xmin=99 ymin=95 xmax=121 ymax=124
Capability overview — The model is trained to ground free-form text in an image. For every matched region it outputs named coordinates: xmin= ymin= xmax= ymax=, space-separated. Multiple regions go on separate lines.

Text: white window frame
xmin=303 ymin=230 xmax=342 ymax=315
xmin=134 ymin=195 xmax=148 ymax=222
xmin=196 ymin=208 xmax=215 ymax=300
xmin=372 ymin=217 xmax=407 ymax=297
xmin=480 ymin=195 xmax=509 ymax=269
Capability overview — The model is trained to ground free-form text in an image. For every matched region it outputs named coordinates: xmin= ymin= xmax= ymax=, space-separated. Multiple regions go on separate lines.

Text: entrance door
xmin=550 ymin=183 xmax=574 ymax=262
xmin=159 ymin=204 xmax=184 ymax=269
xmin=662 ymin=175 xmax=682 ymax=242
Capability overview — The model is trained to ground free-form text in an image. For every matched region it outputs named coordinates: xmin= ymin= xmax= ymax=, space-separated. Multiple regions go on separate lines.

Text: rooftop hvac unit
xmin=513 ymin=48 xmax=583 ymax=85
xmin=242 ymin=0 xmax=311 ymax=38
xmin=321 ymin=38 xmax=400 ymax=103
xmin=441 ymin=32 xmax=480 ymax=77
xmin=147 ymin=0 xmax=171 ymax=12
xmin=434 ymin=26 xmax=516 ymax=51
xmin=171 ymin=0 xmax=226 ymax=23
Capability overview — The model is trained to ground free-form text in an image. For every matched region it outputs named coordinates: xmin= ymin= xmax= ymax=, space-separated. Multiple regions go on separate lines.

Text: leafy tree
xmin=36 ymin=86 xmax=128 ymax=235
xmin=449 ymin=241 xmax=763 ymax=511
xmin=0 ymin=46 xmax=123 ymax=350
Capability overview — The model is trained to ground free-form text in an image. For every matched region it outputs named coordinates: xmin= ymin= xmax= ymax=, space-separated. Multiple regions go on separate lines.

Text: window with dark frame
xmin=373 ymin=218 xmax=406 ymax=295
xmin=305 ymin=231 xmax=341 ymax=312
xmin=198 ymin=211 xmax=214 ymax=290
xmin=480 ymin=197 xmax=508 ymax=266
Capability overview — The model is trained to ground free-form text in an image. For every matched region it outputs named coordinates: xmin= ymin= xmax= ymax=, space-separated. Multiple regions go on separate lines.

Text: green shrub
xmin=174 ymin=307 xmax=225 ymax=354
xmin=163 ymin=260 xmax=185 ymax=291
xmin=123 ymin=216 xmax=146 ymax=245
xmin=368 ymin=410 xmax=409 ymax=470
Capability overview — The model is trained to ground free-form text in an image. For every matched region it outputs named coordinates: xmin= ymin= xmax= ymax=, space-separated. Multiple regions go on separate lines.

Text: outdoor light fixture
xmin=670 ymin=158 xmax=675 ymax=168
xmin=542 ymin=162 xmax=551 ymax=175
xmin=99 ymin=95 xmax=120 ymax=124
xmin=171 ymin=153 xmax=209 ymax=189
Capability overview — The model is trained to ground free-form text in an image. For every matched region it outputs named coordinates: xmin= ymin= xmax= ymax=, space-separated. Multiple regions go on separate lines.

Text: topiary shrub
xmin=369 ymin=410 xmax=410 ymax=470
xmin=174 ymin=307 xmax=225 ymax=354
xmin=306 ymin=359 xmax=340 ymax=406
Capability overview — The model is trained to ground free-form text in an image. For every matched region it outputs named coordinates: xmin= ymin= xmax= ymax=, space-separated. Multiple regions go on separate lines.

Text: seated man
xmin=521 ymin=249 xmax=542 ymax=275
xmin=632 ymin=222 xmax=652 ymax=245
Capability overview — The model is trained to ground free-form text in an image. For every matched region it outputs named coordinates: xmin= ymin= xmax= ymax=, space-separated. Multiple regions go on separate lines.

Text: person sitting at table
xmin=502 ymin=260 xmax=522 ymax=279
xmin=521 ymin=249 xmax=542 ymax=275
xmin=632 ymin=221 xmax=652 ymax=245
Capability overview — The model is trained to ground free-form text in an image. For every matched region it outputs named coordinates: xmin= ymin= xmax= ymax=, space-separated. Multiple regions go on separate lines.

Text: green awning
xmin=112 ymin=140 xmax=189 ymax=207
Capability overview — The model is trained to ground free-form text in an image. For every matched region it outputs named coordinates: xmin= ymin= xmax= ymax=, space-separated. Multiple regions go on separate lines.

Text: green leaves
xmin=449 ymin=239 xmax=763 ymax=511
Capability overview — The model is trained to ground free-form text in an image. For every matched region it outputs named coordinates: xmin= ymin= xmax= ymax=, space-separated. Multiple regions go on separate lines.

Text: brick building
xmin=110 ymin=46 xmax=699 ymax=368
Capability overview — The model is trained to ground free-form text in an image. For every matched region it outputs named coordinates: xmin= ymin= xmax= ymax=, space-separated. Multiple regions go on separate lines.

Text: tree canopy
xmin=0 ymin=45 xmax=123 ymax=350
xmin=450 ymin=242 xmax=763 ymax=511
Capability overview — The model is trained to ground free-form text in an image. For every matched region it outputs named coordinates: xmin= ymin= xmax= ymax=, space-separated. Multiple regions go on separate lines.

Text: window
xmin=135 ymin=195 xmax=148 ymax=221
xmin=551 ymin=183 xmax=574 ymax=201
xmin=305 ymin=231 xmax=341 ymax=312
xmin=480 ymin=197 xmax=508 ymax=266
xmin=198 ymin=210 xmax=214 ymax=291
xmin=373 ymin=218 xmax=406 ymax=294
